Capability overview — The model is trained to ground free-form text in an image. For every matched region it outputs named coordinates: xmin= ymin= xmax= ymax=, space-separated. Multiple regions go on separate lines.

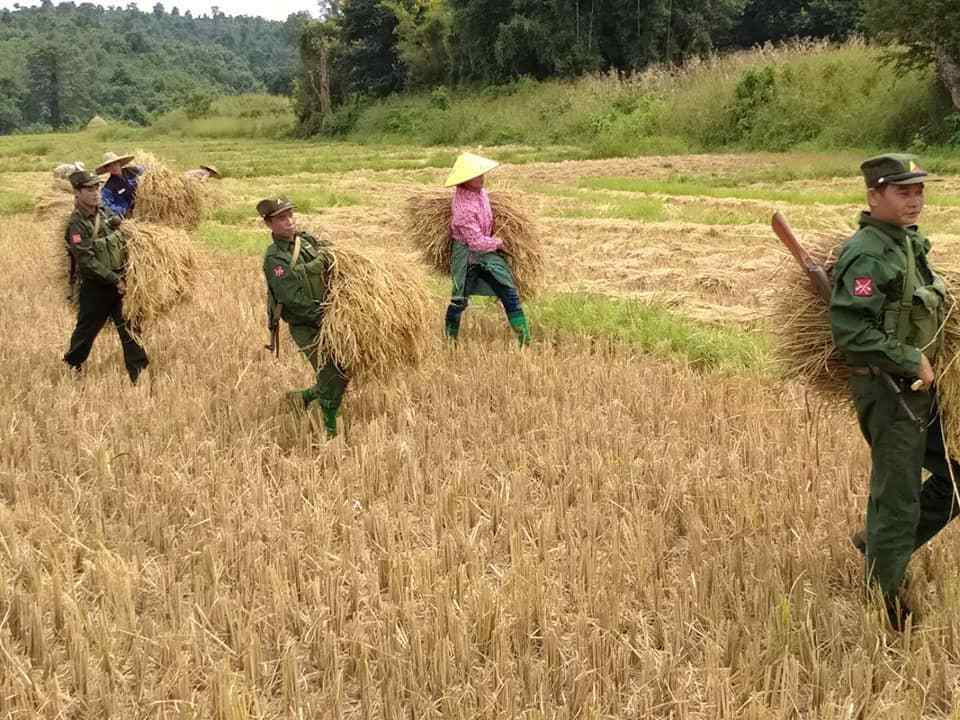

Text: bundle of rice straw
xmin=771 ymin=234 xmax=848 ymax=398
xmin=121 ymin=221 xmax=200 ymax=328
xmin=134 ymin=151 xmax=205 ymax=229
xmin=404 ymin=190 xmax=543 ymax=299
xmin=315 ymin=245 xmax=431 ymax=380
xmin=932 ymin=269 xmax=960 ymax=455
xmin=773 ymin=233 xmax=960 ymax=456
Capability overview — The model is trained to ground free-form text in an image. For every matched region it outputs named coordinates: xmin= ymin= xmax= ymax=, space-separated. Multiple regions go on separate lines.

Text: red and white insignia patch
xmin=853 ymin=277 xmax=874 ymax=298
xmin=71 ymin=233 xmax=82 ymax=245
xmin=273 ymin=266 xmax=285 ymax=278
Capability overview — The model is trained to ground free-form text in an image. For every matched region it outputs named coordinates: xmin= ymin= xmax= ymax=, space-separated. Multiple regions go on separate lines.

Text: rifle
xmin=771 ymin=212 xmax=925 ymax=425
xmin=265 ymin=298 xmax=283 ymax=358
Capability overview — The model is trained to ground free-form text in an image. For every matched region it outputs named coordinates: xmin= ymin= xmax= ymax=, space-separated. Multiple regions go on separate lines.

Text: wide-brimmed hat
xmin=95 ymin=151 xmax=135 ymax=174
xmin=444 ymin=152 xmax=499 ymax=188
xmin=861 ymin=153 xmax=934 ymax=188
xmin=256 ymin=197 xmax=295 ymax=219
xmin=200 ymin=164 xmax=221 ymax=178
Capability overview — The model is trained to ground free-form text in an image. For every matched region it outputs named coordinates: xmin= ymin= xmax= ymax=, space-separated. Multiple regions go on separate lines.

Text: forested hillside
xmin=0 ymin=1 xmax=304 ymax=133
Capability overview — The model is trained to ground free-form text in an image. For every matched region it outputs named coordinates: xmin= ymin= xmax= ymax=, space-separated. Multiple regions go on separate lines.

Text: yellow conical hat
xmin=444 ymin=152 xmax=499 ymax=187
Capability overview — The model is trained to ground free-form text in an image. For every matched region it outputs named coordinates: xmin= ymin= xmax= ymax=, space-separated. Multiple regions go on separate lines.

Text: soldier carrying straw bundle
xmin=442 ymin=153 xmax=531 ymax=346
xmin=259 ymin=198 xmax=348 ymax=438
xmin=831 ymin=154 xmax=959 ymax=630
xmin=62 ymin=169 xmax=149 ymax=384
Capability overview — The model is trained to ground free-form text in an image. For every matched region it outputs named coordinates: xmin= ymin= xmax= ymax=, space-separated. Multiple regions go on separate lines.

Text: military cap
xmin=861 ymin=153 xmax=931 ymax=188
xmin=68 ymin=169 xmax=102 ymax=189
xmin=256 ymin=197 xmax=295 ymax=219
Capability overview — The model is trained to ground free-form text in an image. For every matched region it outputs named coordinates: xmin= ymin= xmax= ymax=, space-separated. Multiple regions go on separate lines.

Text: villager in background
xmin=97 ymin=151 xmax=143 ymax=218
xmin=441 ymin=153 xmax=531 ymax=346
xmin=183 ymin=164 xmax=222 ymax=182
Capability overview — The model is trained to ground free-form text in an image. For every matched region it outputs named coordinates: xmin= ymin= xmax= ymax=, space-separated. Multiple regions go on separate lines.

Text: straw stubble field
xmin=4 ymin=146 xmax=960 ymax=718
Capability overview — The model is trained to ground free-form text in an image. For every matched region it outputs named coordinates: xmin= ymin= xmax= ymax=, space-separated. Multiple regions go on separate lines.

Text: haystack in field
xmin=315 ymin=245 xmax=431 ymax=380
xmin=121 ymin=221 xmax=200 ymax=328
xmin=773 ymin=234 xmax=960 ymax=455
xmin=86 ymin=115 xmax=108 ymax=129
xmin=771 ymin=234 xmax=848 ymax=398
xmin=405 ymin=190 xmax=543 ymax=299
xmin=134 ymin=151 xmax=205 ymax=228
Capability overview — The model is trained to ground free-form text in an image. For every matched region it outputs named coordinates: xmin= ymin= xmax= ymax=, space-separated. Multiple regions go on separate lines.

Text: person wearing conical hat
xmin=184 ymin=164 xmax=222 ymax=182
xmin=258 ymin=197 xmax=348 ymax=438
xmin=443 ymin=152 xmax=531 ymax=346
xmin=97 ymin=151 xmax=143 ymax=218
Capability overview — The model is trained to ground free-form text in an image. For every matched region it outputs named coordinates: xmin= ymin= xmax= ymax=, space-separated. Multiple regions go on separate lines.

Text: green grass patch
xmin=528 ymin=293 xmax=771 ymax=371
xmin=0 ymin=190 xmax=34 ymax=215
xmin=579 ymin=176 xmax=864 ymax=206
xmin=197 ymin=222 xmax=266 ymax=255
xmin=672 ymin=204 xmax=764 ymax=225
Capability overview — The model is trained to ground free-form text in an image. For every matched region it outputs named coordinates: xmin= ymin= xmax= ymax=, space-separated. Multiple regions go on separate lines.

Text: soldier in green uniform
xmin=830 ymin=154 xmax=959 ymax=629
xmin=62 ymin=169 xmax=149 ymax=384
xmin=259 ymin=198 xmax=348 ymax=438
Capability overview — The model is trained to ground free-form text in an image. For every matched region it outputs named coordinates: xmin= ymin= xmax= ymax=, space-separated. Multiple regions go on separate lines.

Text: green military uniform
xmin=830 ymin=154 xmax=959 ymax=611
xmin=260 ymin=198 xmax=348 ymax=437
xmin=62 ymin=169 xmax=149 ymax=383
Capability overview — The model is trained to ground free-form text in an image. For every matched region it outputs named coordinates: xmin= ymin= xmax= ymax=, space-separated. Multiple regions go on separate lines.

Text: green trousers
xmin=851 ymin=375 xmax=960 ymax=597
xmin=289 ymin=324 xmax=349 ymax=412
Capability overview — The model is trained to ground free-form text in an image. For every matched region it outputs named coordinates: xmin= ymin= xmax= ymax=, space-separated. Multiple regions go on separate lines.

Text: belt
xmin=848 ymin=367 xmax=872 ymax=376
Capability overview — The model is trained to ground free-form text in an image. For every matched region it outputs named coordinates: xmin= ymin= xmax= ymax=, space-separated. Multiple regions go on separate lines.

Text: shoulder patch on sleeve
xmin=70 ymin=232 xmax=82 ymax=245
xmin=853 ymin=277 xmax=874 ymax=297
xmin=273 ymin=265 xmax=285 ymax=278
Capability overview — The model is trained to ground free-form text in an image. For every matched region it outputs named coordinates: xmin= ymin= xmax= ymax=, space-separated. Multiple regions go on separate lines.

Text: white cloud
xmin=1 ymin=0 xmax=314 ymax=22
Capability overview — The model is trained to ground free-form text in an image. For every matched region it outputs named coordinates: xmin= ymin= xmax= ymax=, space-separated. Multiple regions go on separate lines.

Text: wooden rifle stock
xmin=771 ymin=211 xmax=831 ymax=302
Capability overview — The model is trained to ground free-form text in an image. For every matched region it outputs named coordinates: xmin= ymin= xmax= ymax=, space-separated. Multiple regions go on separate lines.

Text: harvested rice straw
xmin=34 ymin=179 xmax=75 ymax=220
xmin=315 ymin=245 xmax=431 ymax=380
xmin=771 ymin=234 xmax=848 ymax=398
xmin=405 ymin=190 xmax=544 ymax=299
xmin=932 ymin=269 xmax=960 ymax=455
xmin=121 ymin=221 xmax=200 ymax=329
xmin=134 ymin=151 xmax=205 ymax=228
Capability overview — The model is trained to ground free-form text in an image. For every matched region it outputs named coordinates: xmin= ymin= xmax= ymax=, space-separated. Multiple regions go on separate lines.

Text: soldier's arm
xmin=830 ymin=252 xmax=921 ymax=377
xmin=264 ymin=255 xmax=323 ymax=324
xmin=66 ymin=222 xmax=120 ymax=286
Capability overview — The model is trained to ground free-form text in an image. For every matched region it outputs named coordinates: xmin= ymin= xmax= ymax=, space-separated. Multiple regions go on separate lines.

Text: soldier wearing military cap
xmin=831 ymin=153 xmax=959 ymax=629
xmin=62 ymin=169 xmax=149 ymax=384
xmin=259 ymin=197 xmax=348 ymax=437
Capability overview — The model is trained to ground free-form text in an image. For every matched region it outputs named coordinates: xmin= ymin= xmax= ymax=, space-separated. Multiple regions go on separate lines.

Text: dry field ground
xmin=4 ymin=144 xmax=960 ymax=718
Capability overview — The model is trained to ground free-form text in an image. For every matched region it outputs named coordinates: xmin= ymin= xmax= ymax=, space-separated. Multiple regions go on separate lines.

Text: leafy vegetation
xmin=0 ymin=2 xmax=301 ymax=133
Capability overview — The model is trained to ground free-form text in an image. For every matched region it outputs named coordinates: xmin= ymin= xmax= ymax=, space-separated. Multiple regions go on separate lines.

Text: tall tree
xmin=863 ymin=0 xmax=960 ymax=110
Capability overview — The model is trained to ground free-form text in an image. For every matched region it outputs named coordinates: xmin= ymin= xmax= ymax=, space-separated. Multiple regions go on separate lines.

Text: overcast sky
xmin=1 ymin=0 xmax=315 ymax=21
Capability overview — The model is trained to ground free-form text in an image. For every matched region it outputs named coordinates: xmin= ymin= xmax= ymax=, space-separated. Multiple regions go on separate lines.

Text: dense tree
xmin=0 ymin=2 xmax=298 ymax=133
xmin=863 ymin=0 xmax=960 ymax=110
xmin=731 ymin=0 xmax=860 ymax=47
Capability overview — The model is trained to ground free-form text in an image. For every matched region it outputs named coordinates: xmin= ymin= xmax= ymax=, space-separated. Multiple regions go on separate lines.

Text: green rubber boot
xmin=444 ymin=319 xmax=460 ymax=341
xmin=507 ymin=310 xmax=531 ymax=347
xmin=321 ymin=405 xmax=338 ymax=438
xmin=286 ymin=389 xmax=312 ymax=413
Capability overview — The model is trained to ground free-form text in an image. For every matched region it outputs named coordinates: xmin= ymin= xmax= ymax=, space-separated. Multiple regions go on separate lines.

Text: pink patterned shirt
xmin=451 ymin=186 xmax=502 ymax=253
